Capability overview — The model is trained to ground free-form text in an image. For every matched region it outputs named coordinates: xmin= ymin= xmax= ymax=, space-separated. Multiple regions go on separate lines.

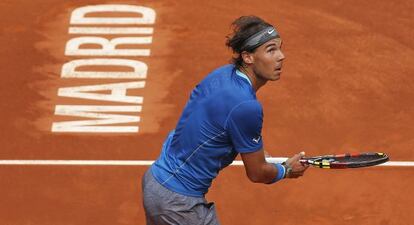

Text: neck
xmin=239 ymin=66 xmax=267 ymax=92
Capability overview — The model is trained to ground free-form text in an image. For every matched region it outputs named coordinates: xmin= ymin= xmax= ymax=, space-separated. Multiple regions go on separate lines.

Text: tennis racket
xmin=266 ymin=152 xmax=389 ymax=169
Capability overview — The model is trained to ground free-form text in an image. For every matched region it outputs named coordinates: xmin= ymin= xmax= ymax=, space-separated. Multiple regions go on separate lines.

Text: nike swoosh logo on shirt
xmin=267 ymin=29 xmax=275 ymax=34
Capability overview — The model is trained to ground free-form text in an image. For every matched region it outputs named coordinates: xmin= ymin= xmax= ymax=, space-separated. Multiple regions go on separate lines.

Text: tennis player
xmin=142 ymin=15 xmax=309 ymax=225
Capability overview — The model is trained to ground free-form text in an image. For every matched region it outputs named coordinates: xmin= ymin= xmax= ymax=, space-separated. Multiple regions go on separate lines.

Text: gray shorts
xmin=142 ymin=169 xmax=220 ymax=225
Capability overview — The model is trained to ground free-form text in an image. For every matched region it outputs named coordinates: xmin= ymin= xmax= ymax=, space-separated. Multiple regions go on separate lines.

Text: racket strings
xmin=336 ymin=153 xmax=386 ymax=163
xmin=304 ymin=153 xmax=389 ymax=169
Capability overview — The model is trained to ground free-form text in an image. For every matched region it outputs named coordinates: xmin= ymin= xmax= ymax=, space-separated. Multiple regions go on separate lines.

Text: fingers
xmin=287 ymin=151 xmax=306 ymax=166
xmin=290 ymin=151 xmax=305 ymax=162
xmin=289 ymin=152 xmax=309 ymax=178
xmin=285 ymin=151 xmax=310 ymax=179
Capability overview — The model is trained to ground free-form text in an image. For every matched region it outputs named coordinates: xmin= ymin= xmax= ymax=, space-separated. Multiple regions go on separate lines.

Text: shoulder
xmin=230 ymin=100 xmax=263 ymax=117
xmin=211 ymin=64 xmax=235 ymax=75
xmin=225 ymin=100 xmax=263 ymax=127
xmin=197 ymin=64 xmax=241 ymax=95
xmin=203 ymin=64 xmax=235 ymax=81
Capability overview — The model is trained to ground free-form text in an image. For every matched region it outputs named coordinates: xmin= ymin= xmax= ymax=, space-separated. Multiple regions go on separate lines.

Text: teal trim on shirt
xmin=236 ymin=70 xmax=252 ymax=86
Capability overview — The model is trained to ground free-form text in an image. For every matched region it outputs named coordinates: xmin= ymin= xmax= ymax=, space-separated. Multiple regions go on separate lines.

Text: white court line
xmin=0 ymin=160 xmax=413 ymax=167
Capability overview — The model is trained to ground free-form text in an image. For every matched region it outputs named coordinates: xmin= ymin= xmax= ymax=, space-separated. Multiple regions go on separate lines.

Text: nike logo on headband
xmin=241 ymin=27 xmax=279 ymax=51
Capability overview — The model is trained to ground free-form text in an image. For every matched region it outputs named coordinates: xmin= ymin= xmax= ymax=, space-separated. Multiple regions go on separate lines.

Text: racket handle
xmin=266 ymin=157 xmax=311 ymax=165
xmin=265 ymin=157 xmax=289 ymax=164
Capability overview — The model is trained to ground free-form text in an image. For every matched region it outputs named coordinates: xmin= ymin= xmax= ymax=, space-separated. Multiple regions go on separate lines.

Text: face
xmin=246 ymin=38 xmax=285 ymax=81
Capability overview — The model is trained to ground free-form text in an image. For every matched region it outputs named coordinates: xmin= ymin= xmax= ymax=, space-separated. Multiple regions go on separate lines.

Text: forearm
xmin=250 ymin=162 xmax=282 ymax=184
xmin=241 ymin=149 xmax=286 ymax=184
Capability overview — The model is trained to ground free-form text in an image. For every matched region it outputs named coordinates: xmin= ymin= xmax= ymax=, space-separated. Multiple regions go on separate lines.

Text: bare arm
xmin=241 ymin=149 xmax=279 ymax=183
xmin=241 ymin=149 xmax=309 ymax=184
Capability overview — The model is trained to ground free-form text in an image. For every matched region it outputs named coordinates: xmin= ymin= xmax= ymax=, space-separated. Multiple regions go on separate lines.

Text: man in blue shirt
xmin=142 ymin=15 xmax=309 ymax=225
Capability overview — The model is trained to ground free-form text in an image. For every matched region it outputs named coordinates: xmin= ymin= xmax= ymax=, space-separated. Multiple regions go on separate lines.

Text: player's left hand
xmin=285 ymin=151 xmax=309 ymax=178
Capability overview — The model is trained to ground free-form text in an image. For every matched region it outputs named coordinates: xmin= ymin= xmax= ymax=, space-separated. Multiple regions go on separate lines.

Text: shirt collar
xmin=235 ymin=69 xmax=252 ymax=86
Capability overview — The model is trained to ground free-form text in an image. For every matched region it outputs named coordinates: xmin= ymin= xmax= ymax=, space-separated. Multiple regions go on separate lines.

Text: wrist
xmin=268 ymin=163 xmax=285 ymax=184
xmin=281 ymin=161 xmax=292 ymax=178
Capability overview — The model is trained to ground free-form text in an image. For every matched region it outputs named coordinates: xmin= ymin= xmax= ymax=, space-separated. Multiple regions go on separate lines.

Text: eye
xmin=267 ymin=48 xmax=276 ymax=53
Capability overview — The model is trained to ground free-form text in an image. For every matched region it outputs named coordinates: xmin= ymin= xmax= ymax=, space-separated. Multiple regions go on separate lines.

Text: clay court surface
xmin=1 ymin=0 xmax=413 ymax=224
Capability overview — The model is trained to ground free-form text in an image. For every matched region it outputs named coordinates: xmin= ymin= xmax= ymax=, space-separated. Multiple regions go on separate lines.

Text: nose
xmin=278 ymin=50 xmax=285 ymax=61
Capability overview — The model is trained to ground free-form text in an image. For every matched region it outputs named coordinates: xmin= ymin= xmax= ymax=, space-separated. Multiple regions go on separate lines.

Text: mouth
xmin=275 ymin=65 xmax=282 ymax=71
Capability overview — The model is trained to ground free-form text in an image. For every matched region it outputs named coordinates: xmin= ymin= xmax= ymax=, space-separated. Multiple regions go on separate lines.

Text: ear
xmin=241 ymin=51 xmax=254 ymax=65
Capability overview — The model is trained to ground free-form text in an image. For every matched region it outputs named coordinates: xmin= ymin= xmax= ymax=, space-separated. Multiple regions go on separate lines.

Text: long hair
xmin=225 ymin=16 xmax=273 ymax=69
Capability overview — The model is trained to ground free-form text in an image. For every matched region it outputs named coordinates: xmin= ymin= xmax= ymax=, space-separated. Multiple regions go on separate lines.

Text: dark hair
xmin=226 ymin=16 xmax=273 ymax=69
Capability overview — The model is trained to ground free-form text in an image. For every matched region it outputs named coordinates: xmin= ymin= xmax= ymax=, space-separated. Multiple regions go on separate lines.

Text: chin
xmin=270 ymin=73 xmax=281 ymax=81
xmin=271 ymin=76 xmax=281 ymax=81
xmin=272 ymin=71 xmax=282 ymax=80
